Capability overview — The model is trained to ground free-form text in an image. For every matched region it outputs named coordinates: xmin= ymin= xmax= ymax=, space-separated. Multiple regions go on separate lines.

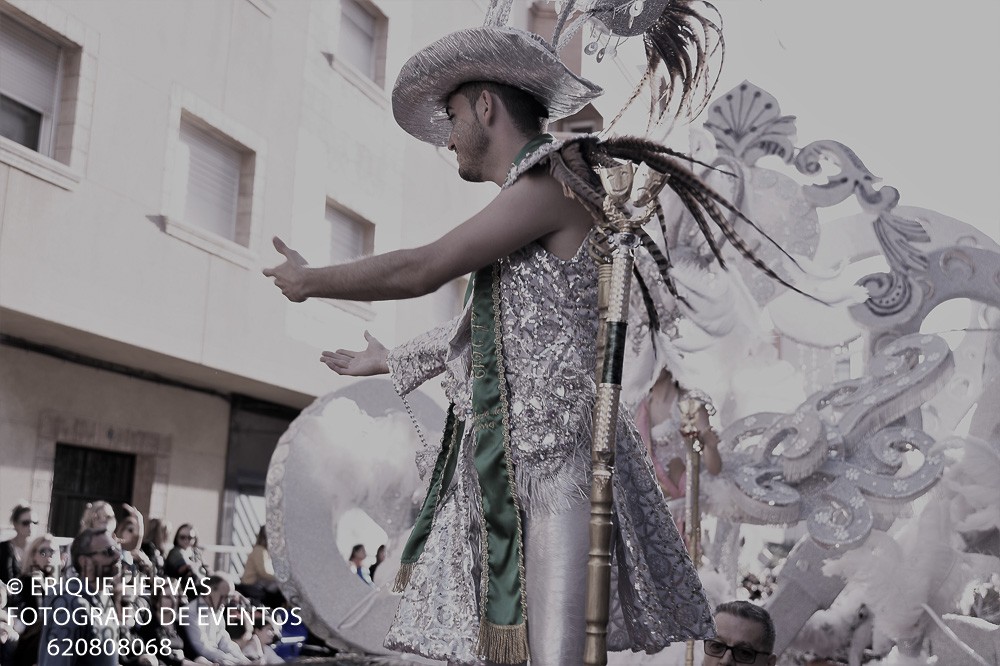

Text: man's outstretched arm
xmin=262 ymin=171 xmax=588 ymax=302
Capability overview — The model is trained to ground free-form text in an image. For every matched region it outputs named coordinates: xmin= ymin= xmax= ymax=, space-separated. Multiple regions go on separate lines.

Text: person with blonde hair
xmin=10 ymin=534 xmax=61 ymax=666
xmin=23 ymin=533 xmax=60 ymax=580
xmin=79 ymin=500 xmax=116 ymax=534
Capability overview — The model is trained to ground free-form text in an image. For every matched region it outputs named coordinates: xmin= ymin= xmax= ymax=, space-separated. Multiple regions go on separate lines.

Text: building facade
xmin=0 ymin=0 xmax=618 ymax=561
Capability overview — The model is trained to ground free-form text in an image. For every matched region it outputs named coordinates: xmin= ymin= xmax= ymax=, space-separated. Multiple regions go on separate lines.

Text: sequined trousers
xmin=384 ymin=242 xmax=714 ymax=665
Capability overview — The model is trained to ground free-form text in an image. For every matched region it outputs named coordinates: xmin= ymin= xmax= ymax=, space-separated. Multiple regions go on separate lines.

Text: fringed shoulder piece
xmin=502 ymin=138 xmax=565 ymax=189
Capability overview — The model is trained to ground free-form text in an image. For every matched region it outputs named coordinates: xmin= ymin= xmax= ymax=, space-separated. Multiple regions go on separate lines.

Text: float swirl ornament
xmin=717 ymin=333 xmax=952 ymax=550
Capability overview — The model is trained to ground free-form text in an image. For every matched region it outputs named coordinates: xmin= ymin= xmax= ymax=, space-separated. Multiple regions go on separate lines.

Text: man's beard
xmin=456 ymin=119 xmax=490 ymax=182
xmin=96 ymin=561 xmax=121 ymax=581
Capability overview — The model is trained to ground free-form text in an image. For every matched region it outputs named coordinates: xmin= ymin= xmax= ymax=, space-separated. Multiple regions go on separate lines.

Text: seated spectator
xmin=10 ymin=534 xmax=61 ymax=666
xmin=24 ymin=534 xmax=60 ymax=581
xmin=79 ymin=501 xmax=117 ymax=535
xmin=1 ymin=504 xmax=36 ymax=584
xmin=141 ymin=520 xmax=171 ymax=578
xmin=241 ymin=610 xmax=282 ymax=664
xmin=9 ymin=533 xmax=59 ymax=607
xmin=368 ymin=545 xmax=386 ymax=585
xmin=115 ymin=504 xmax=154 ymax=578
xmin=347 ymin=545 xmax=372 ymax=587
xmin=39 ymin=528 xmax=122 ymax=666
xmin=703 ymin=600 xmax=778 ymax=666
xmin=116 ymin=512 xmax=159 ymax=666
xmin=225 ymin=611 xmax=253 ymax=656
xmin=136 ymin=588 xmax=207 ymax=666
xmin=239 ymin=528 xmax=282 ymax=607
xmin=183 ymin=575 xmax=248 ymax=665
xmin=165 ymin=525 xmax=209 ymax=591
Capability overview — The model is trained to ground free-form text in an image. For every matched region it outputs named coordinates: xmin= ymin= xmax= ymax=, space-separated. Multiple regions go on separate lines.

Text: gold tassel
xmin=392 ymin=562 xmax=414 ymax=593
xmin=476 ymin=620 xmax=529 ymax=664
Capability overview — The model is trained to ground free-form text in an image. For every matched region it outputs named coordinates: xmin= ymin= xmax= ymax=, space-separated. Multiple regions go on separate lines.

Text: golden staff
xmin=584 ymin=164 xmax=664 ymax=666
xmin=679 ymin=395 xmax=706 ymax=666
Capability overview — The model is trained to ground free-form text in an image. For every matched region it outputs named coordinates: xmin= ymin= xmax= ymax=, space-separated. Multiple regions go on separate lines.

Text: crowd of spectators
xmin=0 ymin=502 xmax=290 ymax=666
xmin=1 ymin=502 xmax=789 ymax=665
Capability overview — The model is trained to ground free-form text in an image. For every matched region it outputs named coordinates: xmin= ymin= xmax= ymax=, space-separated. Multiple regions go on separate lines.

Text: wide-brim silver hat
xmin=392 ymin=27 xmax=603 ymax=147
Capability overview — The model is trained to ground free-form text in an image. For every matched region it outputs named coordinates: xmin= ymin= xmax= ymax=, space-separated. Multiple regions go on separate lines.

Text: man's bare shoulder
xmin=505 ymin=168 xmax=591 ymax=218
xmin=503 ymin=168 xmax=594 ymax=258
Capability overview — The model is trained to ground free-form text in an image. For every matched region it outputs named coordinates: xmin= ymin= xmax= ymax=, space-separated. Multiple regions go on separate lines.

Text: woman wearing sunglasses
xmin=9 ymin=533 xmax=62 ymax=666
xmin=1 ymin=504 xmax=36 ymax=585
xmin=165 ymin=524 xmax=210 ymax=595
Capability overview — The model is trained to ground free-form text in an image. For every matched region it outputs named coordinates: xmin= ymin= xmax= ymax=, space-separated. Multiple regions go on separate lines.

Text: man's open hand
xmin=320 ymin=331 xmax=389 ymax=376
xmin=262 ymin=236 xmax=310 ymax=302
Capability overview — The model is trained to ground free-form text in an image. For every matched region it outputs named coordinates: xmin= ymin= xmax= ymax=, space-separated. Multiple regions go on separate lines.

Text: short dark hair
xmin=715 ymin=600 xmax=776 ymax=653
xmin=10 ymin=504 xmax=31 ymax=524
xmin=206 ymin=574 xmax=230 ymax=592
xmin=71 ymin=528 xmax=108 ymax=572
xmin=456 ymin=81 xmax=548 ymax=137
xmin=350 ymin=544 xmax=365 ymax=560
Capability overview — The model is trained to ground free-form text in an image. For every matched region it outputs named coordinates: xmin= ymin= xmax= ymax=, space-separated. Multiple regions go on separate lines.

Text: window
xmin=176 ymin=114 xmax=256 ymax=247
xmin=49 ymin=444 xmax=135 ymax=538
xmin=327 ymin=202 xmax=374 ymax=263
xmin=324 ymin=202 xmax=375 ymax=317
xmin=0 ymin=4 xmax=93 ymax=189
xmin=0 ymin=15 xmax=62 ymax=155
xmin=162 ymin=88 xmax=265 ymax=265
xmin=337 ymin=0 xmax=386 ymax=87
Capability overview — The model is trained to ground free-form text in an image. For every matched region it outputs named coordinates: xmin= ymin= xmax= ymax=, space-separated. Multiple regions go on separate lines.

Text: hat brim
xmin=392 ymin=27 xmax=603 ymax=147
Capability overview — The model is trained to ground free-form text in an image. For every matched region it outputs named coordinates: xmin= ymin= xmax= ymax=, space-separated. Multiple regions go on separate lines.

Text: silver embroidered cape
xmin=383 ymin=149 xmax=714 ymax=664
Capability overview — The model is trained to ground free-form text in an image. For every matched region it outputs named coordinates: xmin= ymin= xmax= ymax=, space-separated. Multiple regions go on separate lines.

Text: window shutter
xmin=327 ymin=205 xmax=369 ymax=263
xmin=179 ymin=119 xmax=241 ymax=242
xmin=0 ymin=18 xmax=60 ymax=116
xmin=339 ymin=0 xmax=376 ymax=80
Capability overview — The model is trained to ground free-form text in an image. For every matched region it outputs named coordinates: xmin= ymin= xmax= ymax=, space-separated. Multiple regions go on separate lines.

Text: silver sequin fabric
xmin=385 ymin=239 xmax=714 ymax=664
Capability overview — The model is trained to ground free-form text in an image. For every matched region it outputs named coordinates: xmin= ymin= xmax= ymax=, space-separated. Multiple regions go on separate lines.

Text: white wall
xmin=0 ymin=345 xmax=230 ymax=537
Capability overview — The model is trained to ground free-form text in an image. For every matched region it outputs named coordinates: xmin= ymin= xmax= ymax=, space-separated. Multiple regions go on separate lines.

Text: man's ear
xmin=478 ymin=90 xmax=495 ymax=125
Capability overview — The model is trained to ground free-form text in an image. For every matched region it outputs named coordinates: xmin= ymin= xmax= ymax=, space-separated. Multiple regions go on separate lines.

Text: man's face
xmin=257 ymin=623 xmax=276 ymax=645
xmin=446 ymin=92 xmax=490 ymax=183
xmin=80 ymin=533 xmax=121 ymax=583
xmin=208 ymin=581 xmax=231 ymax=610
xmin=703 ymin=613 xmax=776 ymax=666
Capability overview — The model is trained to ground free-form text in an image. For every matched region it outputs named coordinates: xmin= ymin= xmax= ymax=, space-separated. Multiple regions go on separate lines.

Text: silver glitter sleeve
xmin=387 ymin=315 xmax=461 ymax=397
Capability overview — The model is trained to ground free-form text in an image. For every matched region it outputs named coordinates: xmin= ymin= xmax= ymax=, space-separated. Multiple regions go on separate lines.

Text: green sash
xmin=394 ymin=135 xmax=554 ymax=664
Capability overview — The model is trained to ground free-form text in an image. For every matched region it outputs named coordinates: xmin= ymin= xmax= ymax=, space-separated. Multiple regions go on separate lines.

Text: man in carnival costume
xmin=265 ymin=1 xmax=804 ymax=663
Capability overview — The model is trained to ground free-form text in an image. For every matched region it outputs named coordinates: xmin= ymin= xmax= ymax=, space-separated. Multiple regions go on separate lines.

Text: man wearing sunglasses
xmin=38 ymin=528 xmax=122 ymax=666
xmin=703 ymin=601 xmax=778 ymax=666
